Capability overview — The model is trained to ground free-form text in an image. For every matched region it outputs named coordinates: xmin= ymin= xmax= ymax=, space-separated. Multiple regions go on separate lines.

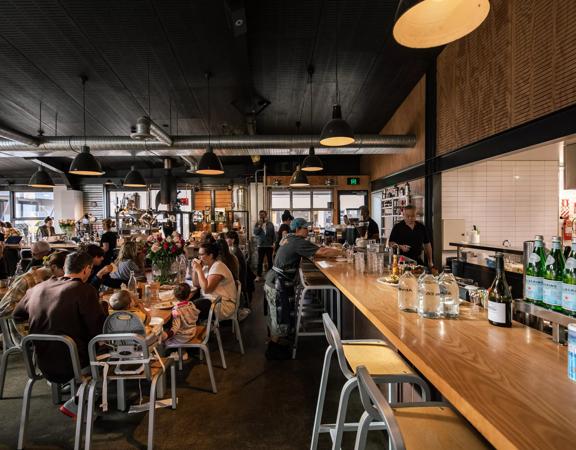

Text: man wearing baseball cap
xmin=264 ymin=217 xmax=341 ymax=359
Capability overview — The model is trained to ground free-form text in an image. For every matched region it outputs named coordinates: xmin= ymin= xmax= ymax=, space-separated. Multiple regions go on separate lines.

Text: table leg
xmin=116 ymin=379 xmax=126 ymax=411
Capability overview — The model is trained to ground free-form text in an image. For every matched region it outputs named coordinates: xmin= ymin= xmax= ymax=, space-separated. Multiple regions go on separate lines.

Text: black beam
xmin=371 ymin=164 xmax=425 ymax=192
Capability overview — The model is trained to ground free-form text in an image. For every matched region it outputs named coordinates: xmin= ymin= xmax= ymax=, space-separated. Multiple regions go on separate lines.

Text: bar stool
xmin=354 ymin=365 xmax=489 ymax=450
xmin=311 ymin=314 xmax=431 ymax=450
xmin=293 ymin=268 xmax=341 ymax=359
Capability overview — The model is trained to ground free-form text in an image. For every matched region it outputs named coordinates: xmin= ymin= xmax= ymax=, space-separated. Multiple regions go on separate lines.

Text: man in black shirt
xmin=359 ymin=206 xmax=380 ymax=240
xmin=388 ymin=205 xmax=434 ymax=271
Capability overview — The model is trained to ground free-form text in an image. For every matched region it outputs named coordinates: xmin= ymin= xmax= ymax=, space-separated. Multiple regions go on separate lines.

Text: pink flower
xmin=151 ymin=243 xmax=161 ymax=253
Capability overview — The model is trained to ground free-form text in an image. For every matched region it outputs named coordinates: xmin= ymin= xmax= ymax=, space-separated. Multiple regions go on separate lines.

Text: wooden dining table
xmin=314 ymin=258 xmax=576 ymax=450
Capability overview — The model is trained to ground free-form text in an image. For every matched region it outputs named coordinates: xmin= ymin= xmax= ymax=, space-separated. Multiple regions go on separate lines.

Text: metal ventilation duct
xmin=159 ymin=158 xmax=176 ymax=206
xmin=130 ymin=116 xmax=172 ymax=146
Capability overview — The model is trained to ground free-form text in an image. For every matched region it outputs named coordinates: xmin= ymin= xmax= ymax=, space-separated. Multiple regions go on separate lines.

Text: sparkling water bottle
xmin=398 ymin=268 xmax=418 ymax=312
xmin=418 ymin=273 xmax=443 ymax=319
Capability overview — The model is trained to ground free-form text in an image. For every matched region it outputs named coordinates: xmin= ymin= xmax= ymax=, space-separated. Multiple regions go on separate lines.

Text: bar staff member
xmin=388 ymin=205 xmax=434 ymax=271
xmin=358 ymin=206 xmax=380 ymax=240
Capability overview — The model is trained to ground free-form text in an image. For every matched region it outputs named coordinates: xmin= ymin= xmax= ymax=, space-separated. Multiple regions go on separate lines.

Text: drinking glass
xmin=346 ymin=248 xmax=354 ymax=264
xmin=355 ymin=253 xmax=365 ymax=273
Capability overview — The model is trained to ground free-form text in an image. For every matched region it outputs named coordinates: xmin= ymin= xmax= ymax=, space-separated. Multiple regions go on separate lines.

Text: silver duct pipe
xmin=180 ymin=155 xmax=198 ymax=172
xmin=150 ymin=121 xmax=172 ymax=146
xmin=0 ymin=134 xmax=414 ymax=156
xmin=0 ymin=124 xmax=39 ymax=147
xmin=130 ymin=116 xmax=172 ymax=146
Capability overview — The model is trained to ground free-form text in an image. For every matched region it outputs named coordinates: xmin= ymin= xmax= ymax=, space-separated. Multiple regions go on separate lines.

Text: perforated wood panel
xmin=437 ymin=0 xmax=576 ymax=155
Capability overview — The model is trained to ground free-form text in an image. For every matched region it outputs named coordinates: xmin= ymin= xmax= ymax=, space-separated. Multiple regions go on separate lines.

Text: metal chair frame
xmin=310 ymin=314 xmax=431 ymax=450
xmin=164 ymin=297 xmax=227 ymax=393
xmin=0 ymin=317 xmax=22 ymax=398
xmin=229 ymin=281 xmax=245 ymax=354
xmin=17 ymin=334 xmax=89 ymax=450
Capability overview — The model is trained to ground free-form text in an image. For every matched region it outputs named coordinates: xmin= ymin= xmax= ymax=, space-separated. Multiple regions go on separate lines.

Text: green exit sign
xmin=347 ymin=177 xmax=360 ymax=185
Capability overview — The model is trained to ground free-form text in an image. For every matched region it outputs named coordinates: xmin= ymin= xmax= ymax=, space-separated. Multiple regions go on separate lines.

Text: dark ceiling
xmin=0 ymin=0 xmax=440 ymax=178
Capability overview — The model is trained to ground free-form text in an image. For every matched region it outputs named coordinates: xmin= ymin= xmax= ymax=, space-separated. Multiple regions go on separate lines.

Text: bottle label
xmin=488 ymin=300 xmax=507 ymax=324
xmin=545 ymin=255 xmax=555 ymax=266
xmin=525 ymin=275 xmax=543 ymax=301
xmin=562 ymin=283 xmax=576 ymax=312
xmin=528 ymin=253 xmax=541 ymax=264
xmin=567 ymin=257 xmax=576 ymax=270
xmin=543 ymin=279 xmax=562 ymax=306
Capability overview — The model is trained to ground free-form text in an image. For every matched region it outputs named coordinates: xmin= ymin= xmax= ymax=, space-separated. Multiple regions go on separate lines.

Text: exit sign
xmin=347 ymin=177 xmax=360 ymax=185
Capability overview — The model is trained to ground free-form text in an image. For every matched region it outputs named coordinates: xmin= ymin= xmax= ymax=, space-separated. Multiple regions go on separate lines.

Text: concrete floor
xmin=0 ymin=281 xmax=385 ymax=450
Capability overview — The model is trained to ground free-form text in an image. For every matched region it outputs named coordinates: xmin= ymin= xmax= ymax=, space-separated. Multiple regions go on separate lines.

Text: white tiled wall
xmin=442 ymin=160 xmax=559 ymax=247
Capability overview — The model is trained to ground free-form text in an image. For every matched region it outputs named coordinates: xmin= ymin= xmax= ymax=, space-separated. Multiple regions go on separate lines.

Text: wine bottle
xmin=488 ymin=253 xmax=512 ymax=327
xmin=563 ymin=237 xmax=576 ymax=317
xmin=525 ymin=235 xmax=546 ymax=304
xmin=543 ymin=236 xmax=565 ymax=312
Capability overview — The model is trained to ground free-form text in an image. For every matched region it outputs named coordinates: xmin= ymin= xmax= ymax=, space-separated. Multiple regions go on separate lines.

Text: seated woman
xmin=216 ymin=238 xmax=239 ymax=281
xmin=191 ymin=242 xmax=237 ymax=320
xmin=110 ymin=241 xmax=146 ymax=283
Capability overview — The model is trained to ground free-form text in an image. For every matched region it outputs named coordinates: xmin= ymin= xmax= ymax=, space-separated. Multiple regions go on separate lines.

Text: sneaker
xmin=170 ymin=351 xmax=189 ymax=362
xmin=238 ymin=307 xmax=251 ymax=322
xmin=59 ymin=398 xmax=78 ymax=419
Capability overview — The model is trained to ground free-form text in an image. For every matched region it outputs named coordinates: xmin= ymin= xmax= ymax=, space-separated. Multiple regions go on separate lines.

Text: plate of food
xmin=153 ymin=301 xmax=177 ymax=310
xmin=376 ymin=275 xmax=400 ymax=287
xmin=334 ymin=256 xmax=347 ymax=262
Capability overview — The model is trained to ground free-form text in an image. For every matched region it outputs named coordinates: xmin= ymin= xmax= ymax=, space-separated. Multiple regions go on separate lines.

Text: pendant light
xmin=320 ymin=38 xmax=355 ymax=147
xmin=289 ymin=165 xmax=309 ymax=187
xmin=393 ymin=0 xmax=490 ymax=49
xmin=28 ymin=166 xmax=55 ymax=188
xmin=123 ymin=144 xmax=147 ymax=187
xmin=196 ymin=72 xmax=224 ymax=175
xmin=69 ymin=76 xmax=104 ymax=176
xmin=302 ymin=66 xmax=324 ymax=172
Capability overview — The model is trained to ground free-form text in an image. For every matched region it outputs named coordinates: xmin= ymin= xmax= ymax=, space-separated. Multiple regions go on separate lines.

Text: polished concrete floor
xmin=0 ymin=281 xmax=385 ymax=450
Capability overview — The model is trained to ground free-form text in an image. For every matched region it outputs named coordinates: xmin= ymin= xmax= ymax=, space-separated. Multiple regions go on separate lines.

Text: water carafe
xmin=418 ymin=273 xmax=443 ymax=318
xmin=398 ymin=269 xmax=418 ymax=312
xmin=439 ymin=269 xmax=460 ymax=318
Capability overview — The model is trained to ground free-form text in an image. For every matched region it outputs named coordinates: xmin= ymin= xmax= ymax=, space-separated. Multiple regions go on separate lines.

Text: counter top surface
xmin=314 ymin=259 xmax=576 ymax=450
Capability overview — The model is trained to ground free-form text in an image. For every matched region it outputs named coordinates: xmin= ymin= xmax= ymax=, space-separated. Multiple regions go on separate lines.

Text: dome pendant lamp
xmin=302 ymin=67 xmax=324 ymax=172
xmin=289 ymin=165 xmax=309 ymax=187
xmin=69 ymin=76 xmax=104 ymax=176
xmin=28 ymin=166 xmax=55 ymax=188
xmin=196 ymin=72 xmax=224 ymax=175
xmin=123 ymin=149 xmax=147 ymax=187
xmin=393 ymin=0 xmax=491 ymax=49
xmin=320 ymin=40 xmax=354 ymax=147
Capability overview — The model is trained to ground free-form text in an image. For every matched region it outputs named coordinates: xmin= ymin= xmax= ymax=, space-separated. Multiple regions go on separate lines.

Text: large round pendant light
xmin=393 ymin=0 xmax=491 ymax=49
xmin=302 ymin=147 xmax=323 ymax=172
xmin=196 ymin=72 xmax=224 ymax=176
xmin=69 ymin=76 xmax=104 ymax=176
xmin=289 ymin=165 xmax=309 ymax=187
xmin=28 ymin=166 xmax=55 ymax=188
xmin=123 ymin=165 xmax=147 ymax=187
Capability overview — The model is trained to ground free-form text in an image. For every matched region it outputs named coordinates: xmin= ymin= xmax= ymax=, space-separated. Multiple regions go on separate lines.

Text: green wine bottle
xmin=525 ymin=235 xmax=546 ymax=304
xmin=488 ymin=253 xmax=512 ymax=327
xmin=562 ymin=237 xmax=576 ymax=317
xmin=543 ymin=236 xmax=565 ymax=312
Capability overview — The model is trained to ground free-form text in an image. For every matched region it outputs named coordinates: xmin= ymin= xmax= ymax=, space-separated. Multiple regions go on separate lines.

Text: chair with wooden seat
xmin=311 ymin=313 xmax=431 ymax=450
xmin=354 ymin=365 xmax=490 ymax=450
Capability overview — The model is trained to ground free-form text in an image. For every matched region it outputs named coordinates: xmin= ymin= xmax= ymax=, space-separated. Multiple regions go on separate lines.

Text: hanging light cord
xmin=206 ymin=72 xmax=212 ymax=147
xmin=54 ymin=111 xmax=58 ymax=137
xmin=309 ymin=67 xmax=314 ymax=146
xmin=335 ymin=35 xmax=340 ymax=105
xmin=82 ymin=76 xmax=87 ymax=146
xmin=147 ymin=59 xmax=151 ymax=118
xmin=38 ymin=101 xmax=43 ymax=136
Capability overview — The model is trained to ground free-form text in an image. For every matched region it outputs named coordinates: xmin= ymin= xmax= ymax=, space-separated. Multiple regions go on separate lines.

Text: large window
xmin=270 ymin=190 xmax=333 ymax=228
xmin=14 ymin=191 xmax=54 ymax=238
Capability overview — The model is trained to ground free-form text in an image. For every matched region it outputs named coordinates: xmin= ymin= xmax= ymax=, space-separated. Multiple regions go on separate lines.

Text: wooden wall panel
xmin=193 ymin=191 xmax=211 ymax=210
xmin=214 ymin=190 xmax=232 ymax=209
xmin=438 ymin=0 xmax=576 ymax=155
xmin=360 ymin=77 xmax=425 ymax=180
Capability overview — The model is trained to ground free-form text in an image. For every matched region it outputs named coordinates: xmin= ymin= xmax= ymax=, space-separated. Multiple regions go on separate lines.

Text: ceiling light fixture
xmin=320 ymin=38 xmax=355 ymax=147
xmin=196 ymin=72 xmax=224 ymax=175
xmin=124 ymin=166 xmax=146 ymax=187
xmin=289 ymin=165 xmax=309 ymax=187
xmin=69 ymin=76 xmax=104 ymax=176
xmin=303 ymin=66 xmax=324 ymax=172
xmin=393 ymin=0 xmax=491 ymax=49
xmin=28 ymin=166 xmax=55 ymax=188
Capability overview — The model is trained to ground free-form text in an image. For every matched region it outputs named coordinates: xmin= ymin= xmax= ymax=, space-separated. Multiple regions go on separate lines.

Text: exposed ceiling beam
xmin=0 ymin=123 xmax=39 ymax=147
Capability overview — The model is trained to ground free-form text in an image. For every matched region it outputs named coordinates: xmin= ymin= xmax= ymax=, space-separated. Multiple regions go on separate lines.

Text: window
xmin=269 ymin=190 xmax=332 ymax=228
xmin=107 ymin=190 xmax=149 ymax=216
xmin=0 ymin=191 xmax=9 ymax=222
xmin=14 ymin=191 xmax=54 ymax=238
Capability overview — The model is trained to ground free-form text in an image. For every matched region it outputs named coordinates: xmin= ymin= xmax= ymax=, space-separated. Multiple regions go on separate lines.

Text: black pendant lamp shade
xmin=28 ymin=167 xmax=55 ymax=188
xmin=302 ymin=147 xmax=324 ymax=172
xmin=123 ymin=166 xmax=147 ymax=187
xmin=289 ymin=165 xmax=309 ymax=187
xmin=320 ymin=105 xmax=355 ymax=147
xmin=69 ymin=145 xmax=104 ymax=176
xmin=196 ymin=146 xmax=224 ymax=175
xmin=393 ymin=0 xmax=490 ymax=49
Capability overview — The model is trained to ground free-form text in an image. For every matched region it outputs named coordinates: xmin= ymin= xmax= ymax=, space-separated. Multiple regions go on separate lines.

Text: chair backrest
xmin=103 ymin=311 xmax=146 ymax=335
xmin=20 ymin=334 xmax=84 ymax=384
xmin=197 ymin=296 xmax=221 ymax=345
xmin=234 ymin=281 xmax=242 ymax=315
xmin=356 ymin=366 xmax=406 ymax=450
xmin=322 ymin=313 xmax=354 ymax=379
xmin=0 ymin=317 xmax=21 ymax=349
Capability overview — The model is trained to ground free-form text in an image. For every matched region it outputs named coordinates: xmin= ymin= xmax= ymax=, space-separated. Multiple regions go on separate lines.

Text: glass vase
xmin=152 ymin=257 xmax=177 ymax=285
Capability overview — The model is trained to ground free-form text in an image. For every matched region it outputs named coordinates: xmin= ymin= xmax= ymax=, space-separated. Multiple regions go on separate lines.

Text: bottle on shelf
xmin=543 ymin=236 xmax=565 ymax=312
xmin=127 ymin=270 xmax=138 ymax=297
xmin=525 ymin=235 xmax=546 ymax=305
xmin=398 ymin=268 xmax=418 ymax=312
xmin=487 ymin=253 xmax=512 ymax=327
xmin=418 ymin=273 xmax=443 ymax=319
xmin=562 ymin=237 xmax=576 ymax=317
xmin=439 ymin=267 xmax=460 ymax=318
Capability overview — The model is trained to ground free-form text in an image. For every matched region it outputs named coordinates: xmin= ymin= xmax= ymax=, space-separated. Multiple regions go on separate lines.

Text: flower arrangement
xmin=58 ymin=219 xmax=76 ymax=228
xmin=146 ymin=232 xmax=184 ymax=284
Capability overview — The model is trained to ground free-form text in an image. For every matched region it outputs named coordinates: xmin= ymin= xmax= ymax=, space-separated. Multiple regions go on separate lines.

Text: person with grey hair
xmin=25 ymin=240 xmax=52 ymax=271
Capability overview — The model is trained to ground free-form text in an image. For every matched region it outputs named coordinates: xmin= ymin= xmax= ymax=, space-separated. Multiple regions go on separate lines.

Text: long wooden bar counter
xmin=314 ymin=259 xmax=576 ymax=450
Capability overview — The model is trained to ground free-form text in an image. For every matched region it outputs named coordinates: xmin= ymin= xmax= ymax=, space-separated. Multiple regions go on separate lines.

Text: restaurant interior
xmin=0 ymin=1 xmax=575 ymax=449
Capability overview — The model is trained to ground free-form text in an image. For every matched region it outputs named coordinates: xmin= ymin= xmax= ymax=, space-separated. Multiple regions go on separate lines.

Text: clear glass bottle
xmin=398 ymin=268 xmax=418 ymax=312
xmin=127 ymin=270 xmax=138 ymax=296
xmin=543 ymin=236 xmax=565 ymax=312
xmin=562 ymin=237 xmax=576 ymax=317
xmin=418 ymin=273 xmax=443 ymax=318
xmin=525 ymin=235 xmax=546 ymax=304
xmin=487 ymin=253 xmax=512 ymax=327
xmin=439 ymin=268 xmax=460 ymax=318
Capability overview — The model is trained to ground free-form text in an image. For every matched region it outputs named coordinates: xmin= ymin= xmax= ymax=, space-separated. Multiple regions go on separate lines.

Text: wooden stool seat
xmin=343 ymin=343 xmax=413 ymax=376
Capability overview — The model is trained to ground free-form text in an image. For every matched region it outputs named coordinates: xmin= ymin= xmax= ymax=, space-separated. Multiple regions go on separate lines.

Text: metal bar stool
xmin=293 ymin=268 xmax=341 ymax=359
xmin=311 ymin=314 xmax=431 ymax=450
xmin=354 ymin=365 xmax=489 ymax=450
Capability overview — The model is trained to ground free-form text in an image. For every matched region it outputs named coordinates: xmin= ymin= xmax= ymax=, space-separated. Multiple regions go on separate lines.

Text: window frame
xmin=269 ymin=189 xmax=333 ymax=228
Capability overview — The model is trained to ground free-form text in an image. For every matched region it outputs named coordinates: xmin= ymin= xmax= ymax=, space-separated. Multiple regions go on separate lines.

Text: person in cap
xmin=25 ymin=240 xmax=52 ymax=271
xmin=264 ymin=217 xmax=341 ymax=359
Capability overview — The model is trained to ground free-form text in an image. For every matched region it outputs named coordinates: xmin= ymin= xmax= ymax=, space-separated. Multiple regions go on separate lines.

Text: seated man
xmin=13 ymin=251 xmax=108 ymax=418
xmin=25 ymin=240 xmax=51 ymax=271
xmin=82 ymin=244 xmax=119 ymax=289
